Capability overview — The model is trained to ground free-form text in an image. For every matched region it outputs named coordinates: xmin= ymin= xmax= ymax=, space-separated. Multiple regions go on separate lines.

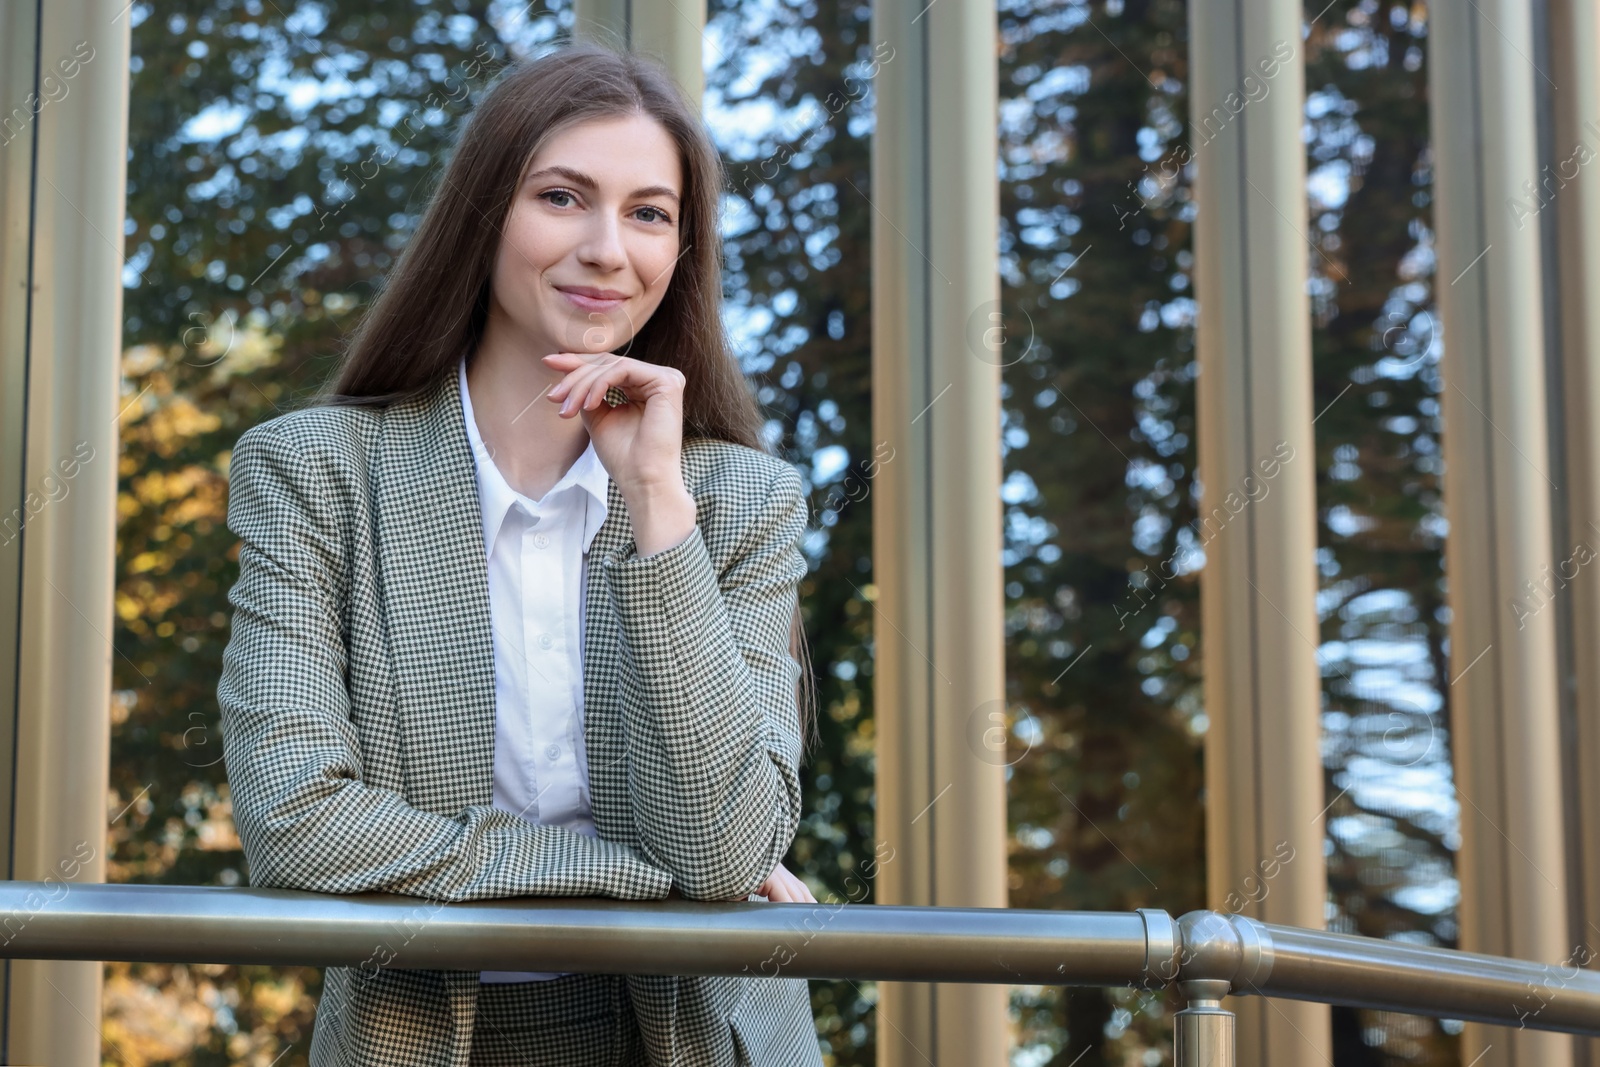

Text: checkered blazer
xmin=216 ymin=369 xmax=823 ymax=1065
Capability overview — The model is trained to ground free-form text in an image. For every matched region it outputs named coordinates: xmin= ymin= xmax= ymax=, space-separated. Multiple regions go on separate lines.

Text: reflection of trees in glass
xmin=1304 ymin=2 xmax=1457 ymax=1064
xmin=703 ymin=0 xmax=881 ymax=1061
xmin=995 ymin=0 xmax=1456 ymax=1064
xmin=115 ymin=0 xmax=888 ymax=1059
xmin=996 ymin=1 xmax=1207 ymax=1063
xmin=113 ymin=3 xmax=575 ymax=1059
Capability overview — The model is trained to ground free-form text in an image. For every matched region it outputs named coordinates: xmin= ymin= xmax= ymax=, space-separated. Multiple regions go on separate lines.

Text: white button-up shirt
xmin=459 ymin=357 xmax=609 ymax=984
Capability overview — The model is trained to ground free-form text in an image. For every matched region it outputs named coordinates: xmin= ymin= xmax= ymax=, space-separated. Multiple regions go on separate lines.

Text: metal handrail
xmin=4 ymin=881 xmax=1599 ymax=1064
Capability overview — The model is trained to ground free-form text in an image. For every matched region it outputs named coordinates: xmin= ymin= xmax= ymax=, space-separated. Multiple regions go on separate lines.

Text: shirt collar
xmin=458 ymin=356 xmax=611 ymax=557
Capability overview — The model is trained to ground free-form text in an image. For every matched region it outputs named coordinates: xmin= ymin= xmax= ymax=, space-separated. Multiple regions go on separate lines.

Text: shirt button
xmin=537 ymin=633 xmax=554 ymax=650
xmin=545 ymin=744 xmax=561 ymax=761
xmin=533 ymin=532 xmax=551 ymax=549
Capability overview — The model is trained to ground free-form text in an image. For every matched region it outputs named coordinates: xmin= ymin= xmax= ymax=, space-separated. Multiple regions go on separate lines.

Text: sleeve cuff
xmin=600 ymin=523 xmax=731 ymax=674
xmin=605 ymin=522 xmax=698 ymax=566
xmin=601 ymin=521 xmax=700 ymax=572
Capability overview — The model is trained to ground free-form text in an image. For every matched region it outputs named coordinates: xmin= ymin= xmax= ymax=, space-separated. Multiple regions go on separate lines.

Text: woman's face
xmin=490 ymin=113 xmax=684 ymax=359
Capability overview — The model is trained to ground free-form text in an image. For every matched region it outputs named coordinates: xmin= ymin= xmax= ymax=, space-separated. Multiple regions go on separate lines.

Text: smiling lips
xmin=556 ymin=285 xmax=628 ymax=311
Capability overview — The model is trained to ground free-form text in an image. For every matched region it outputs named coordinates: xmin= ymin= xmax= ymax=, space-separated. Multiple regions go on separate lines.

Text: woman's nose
xmin=576 ymin=211 xmax=628 ymax=271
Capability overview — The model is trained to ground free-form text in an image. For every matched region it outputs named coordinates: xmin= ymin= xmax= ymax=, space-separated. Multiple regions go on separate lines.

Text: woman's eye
xmin=539 ymin=190 xmax=670 ymax=225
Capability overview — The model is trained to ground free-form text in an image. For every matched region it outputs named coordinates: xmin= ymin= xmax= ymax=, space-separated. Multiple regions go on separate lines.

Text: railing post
xmin=1174 ymin=979 xmax=1235 ymax=1067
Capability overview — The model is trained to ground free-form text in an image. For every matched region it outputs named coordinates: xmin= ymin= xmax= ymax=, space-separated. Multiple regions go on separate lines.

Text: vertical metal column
xmin=573 ymin=0 xmax=706 ymax=106
xmin=870 ymin=0 xmax=1009 ymax=1063
xmin=1186 ymin=0 xmax=1331 ymax=1063
xmin=0 ymin=1 xmax=129 ymax=1063
xmin=1428 ymin=0 xmax=1575 ymax=1064
xmin=1175 ymin=981 xmax=1237 ymax=1067
xmin=0 ymin=3 xmax=36 ymax=1053
xmin=1538 ymin=1 xmax=1600 ymax=1064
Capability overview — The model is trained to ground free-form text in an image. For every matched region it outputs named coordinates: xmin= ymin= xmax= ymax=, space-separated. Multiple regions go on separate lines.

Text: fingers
xmin=545 ymin=359 xmax=615 ymax=416
xmin=758 ymin=863 xmax=817 ymax=903
xmin=541 ymin=353 xmax=683 ymax=416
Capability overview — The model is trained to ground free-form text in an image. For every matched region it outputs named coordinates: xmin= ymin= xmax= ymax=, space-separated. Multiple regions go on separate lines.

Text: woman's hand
xmin=754 ymin=862 xmax=816 ymax=903
xmin=542 ymin=351 xmax=685 ymax=493
xmin=543 ymin=351 xmax=696 ymax=557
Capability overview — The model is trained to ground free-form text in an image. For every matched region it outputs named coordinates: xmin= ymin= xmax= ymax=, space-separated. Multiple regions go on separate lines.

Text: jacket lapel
xmin=374 ymin=372 xmax=498 ymax=816
xmin=581 ymin=477 xmax=634 ymax=840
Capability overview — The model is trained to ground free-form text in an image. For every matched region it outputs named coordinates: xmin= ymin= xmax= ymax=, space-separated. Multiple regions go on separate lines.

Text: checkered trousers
xmin=469 ymin=974 xmax=642 ymax=1066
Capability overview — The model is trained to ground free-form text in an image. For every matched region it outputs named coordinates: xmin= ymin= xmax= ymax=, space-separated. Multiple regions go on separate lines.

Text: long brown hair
xmin=315 ymin=41 xmax=817 ymax=753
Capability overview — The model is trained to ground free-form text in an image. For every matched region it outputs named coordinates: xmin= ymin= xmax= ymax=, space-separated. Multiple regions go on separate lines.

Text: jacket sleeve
xmin=217 ymin=423 xmax=672 ymax=904
xmin=599 ymin=461 xmax=809 ymax=901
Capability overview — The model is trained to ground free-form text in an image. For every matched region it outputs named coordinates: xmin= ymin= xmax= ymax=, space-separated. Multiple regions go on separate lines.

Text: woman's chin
xmin=550 ymin=313 xmax=626 ymax=353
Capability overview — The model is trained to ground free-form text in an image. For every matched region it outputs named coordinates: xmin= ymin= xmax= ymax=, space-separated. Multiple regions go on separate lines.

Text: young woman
xmin=217 ymin=42 xmax=824 ymax=1066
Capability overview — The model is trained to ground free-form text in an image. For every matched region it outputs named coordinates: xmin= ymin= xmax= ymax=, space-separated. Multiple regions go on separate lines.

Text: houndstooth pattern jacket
xmin=216 ymin=368 xmax=823 ymax=1065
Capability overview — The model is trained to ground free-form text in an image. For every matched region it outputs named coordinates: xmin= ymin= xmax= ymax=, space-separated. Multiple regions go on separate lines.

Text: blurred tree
xmin=993 ymin=0 xmax=1458 ymax=1063
xmin=701 ymin=0 xmax=883 ymax=1059
xmin=115 ymin=1 xmax=551 ymax=1059
xmin=1303 ymin=1 xmax=1458 ymax=1064
xmin=994 ymin=0 xmax=1206 ymax=1062
xmin=114 ymin=0 xmax=888 ymax=1061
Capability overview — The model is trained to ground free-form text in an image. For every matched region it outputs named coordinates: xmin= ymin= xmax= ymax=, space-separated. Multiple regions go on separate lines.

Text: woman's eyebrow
xmin=525 ymin=165 xmax=681 ymax=205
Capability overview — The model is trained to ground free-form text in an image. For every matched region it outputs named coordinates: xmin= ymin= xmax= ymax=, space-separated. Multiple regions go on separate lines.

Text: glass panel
xmin=112 ymin=2 xmax=559 ymax=1055
xmin=703 ymin=1 xmax=881 ymax=1060
xmin=997 ymin=1 xmax=1204 ymax=1061
xmin=1305 ymin=2 xmax=1459 ymax=1062
xmin=998 ymin=0 xmax=1458 ymax=1062
xmin=114 ymin=1 xmax=878 ymax=1057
